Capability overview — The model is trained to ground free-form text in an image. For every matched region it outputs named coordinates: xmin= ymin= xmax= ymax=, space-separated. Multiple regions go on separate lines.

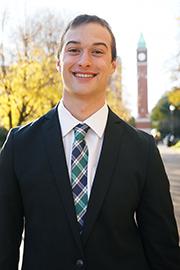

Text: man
xmin=0 ymin=14 xmax=179 ymax=270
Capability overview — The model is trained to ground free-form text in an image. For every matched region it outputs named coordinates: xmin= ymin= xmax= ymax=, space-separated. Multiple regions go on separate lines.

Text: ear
xmin=56 ymin=60 xmax=61 ymax=72
xmin=111 ymin=59 xmax=117 ymax=74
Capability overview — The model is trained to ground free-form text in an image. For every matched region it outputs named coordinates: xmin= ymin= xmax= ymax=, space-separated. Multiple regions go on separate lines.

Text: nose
xmin=78 ymin=51 xmax=91 ymax=67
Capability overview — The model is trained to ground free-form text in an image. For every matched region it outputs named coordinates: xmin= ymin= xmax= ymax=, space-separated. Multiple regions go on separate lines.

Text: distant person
xmin=0 ymin=14 xmax=180 ymax=270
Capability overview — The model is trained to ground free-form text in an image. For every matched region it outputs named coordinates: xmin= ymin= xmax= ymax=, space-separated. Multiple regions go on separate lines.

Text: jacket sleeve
xmin=0 ymin=129 xmax=24 ymax=269
xmin=136 ymin=136 xmax=180 ymax=270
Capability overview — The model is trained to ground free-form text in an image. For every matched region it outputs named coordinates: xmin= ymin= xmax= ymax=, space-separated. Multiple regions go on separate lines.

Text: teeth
xmin=74 ymin=73 xmax=95 ymax=78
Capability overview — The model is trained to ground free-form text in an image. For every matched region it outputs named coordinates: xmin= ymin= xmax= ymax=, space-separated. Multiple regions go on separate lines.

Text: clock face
xmin=138 ymin=52 xmax=146 ymax=62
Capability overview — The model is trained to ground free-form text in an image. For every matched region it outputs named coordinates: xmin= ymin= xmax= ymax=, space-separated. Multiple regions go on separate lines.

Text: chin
xmin=72 ymin=88 xmax=95 ymax=96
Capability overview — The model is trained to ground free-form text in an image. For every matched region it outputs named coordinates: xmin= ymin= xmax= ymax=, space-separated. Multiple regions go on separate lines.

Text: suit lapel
xmin=82 ymin=109 xmax=125 ymax=244
xmin=41 ymin=107 xmax=83 ymax=252
xmin=41 ymin=107 xmax=126 ymax=248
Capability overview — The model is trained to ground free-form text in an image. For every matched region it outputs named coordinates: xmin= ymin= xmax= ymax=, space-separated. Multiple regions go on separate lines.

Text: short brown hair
xmin=57 ymin=14 xmax=117 ymax=61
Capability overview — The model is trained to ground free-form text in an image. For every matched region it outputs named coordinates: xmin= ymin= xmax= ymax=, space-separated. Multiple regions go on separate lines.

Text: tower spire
xmin=138 ymin=33 xmax=146 ymax=48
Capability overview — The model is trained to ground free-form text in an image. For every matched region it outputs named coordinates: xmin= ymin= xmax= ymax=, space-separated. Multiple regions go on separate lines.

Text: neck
xmin=62 ymin=93 xmax=106 ymax=121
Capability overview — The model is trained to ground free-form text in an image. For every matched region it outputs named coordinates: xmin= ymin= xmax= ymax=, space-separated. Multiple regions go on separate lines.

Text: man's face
xmin=58 ymin=23 xmax=116 ymax=100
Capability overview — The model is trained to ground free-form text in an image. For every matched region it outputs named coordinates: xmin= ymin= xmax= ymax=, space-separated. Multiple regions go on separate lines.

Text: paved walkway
xmin=158 ymin=144 xmax=180 ymax=236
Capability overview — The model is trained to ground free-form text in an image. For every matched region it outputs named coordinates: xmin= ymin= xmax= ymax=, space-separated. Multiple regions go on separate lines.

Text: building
xmin=136 ymin=34 xmax=151 ymax=133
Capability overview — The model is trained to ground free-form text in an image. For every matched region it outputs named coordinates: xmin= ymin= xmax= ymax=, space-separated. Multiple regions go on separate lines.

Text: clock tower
xmin=136 ymin=34 xmax=151 ymax=133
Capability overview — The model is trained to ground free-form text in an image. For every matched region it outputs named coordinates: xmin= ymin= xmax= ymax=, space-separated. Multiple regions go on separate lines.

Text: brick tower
xmin=136 ymin=34 xmax=151 ymax=133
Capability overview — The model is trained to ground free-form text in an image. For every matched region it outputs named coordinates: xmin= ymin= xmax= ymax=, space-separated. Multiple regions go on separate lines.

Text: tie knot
xmin=74 ymin=123 xmax=89 ymax=141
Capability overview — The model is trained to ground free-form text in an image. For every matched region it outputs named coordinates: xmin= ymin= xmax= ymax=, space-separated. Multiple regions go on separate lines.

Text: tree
xmin=168 ymin=17 xmax=180 ymax=110
xmin=0 ymin=12 xmax=63 ymax=130
xmin=153 ymin=16 xmax=180 ymax=137
xmin=0 ymin=51 xmax=61 ymax=129
xmin=151 ymin=91 xmax=180 ymax=137
xmin=168 ymin=87 xmax=180 ymax=109
xmin=0 ymin=126 xmax=8 ymax=147
xmin=106 ymin=57 xmax=131 ymax=122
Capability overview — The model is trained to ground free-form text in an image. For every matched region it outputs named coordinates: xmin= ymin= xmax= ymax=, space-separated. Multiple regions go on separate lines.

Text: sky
xmin=1 ymin=0 xmax=180 ymax=116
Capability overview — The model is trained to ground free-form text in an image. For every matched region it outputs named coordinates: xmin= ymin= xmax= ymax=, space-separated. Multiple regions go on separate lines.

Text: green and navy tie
xmin=71 ymin=124 xmax=89 ymax=227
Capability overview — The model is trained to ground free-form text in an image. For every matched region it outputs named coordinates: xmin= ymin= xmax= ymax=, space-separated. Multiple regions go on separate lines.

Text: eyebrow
xmin=65 ymin=41 xmax=108 ymax=49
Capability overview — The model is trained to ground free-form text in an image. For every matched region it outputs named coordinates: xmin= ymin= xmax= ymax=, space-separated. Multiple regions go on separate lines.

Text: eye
xmin=67 ymin=48 xmax=81 ymax=55
xmin=92 ymin=49 xmax=104 ymax=56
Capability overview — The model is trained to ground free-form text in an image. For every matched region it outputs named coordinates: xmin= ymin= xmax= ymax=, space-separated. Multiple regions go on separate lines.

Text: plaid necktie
xmin=71 ymin=123 xmax=89 ymax=227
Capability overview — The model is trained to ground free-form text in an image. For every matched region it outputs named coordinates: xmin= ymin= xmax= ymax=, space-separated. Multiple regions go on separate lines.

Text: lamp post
xmin=169 ymin=104 xmax=175 ymax=135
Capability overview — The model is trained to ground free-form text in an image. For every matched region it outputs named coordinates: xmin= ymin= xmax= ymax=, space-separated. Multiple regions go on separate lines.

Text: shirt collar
xmin=58 ymin=100 xmax=108 ymax=138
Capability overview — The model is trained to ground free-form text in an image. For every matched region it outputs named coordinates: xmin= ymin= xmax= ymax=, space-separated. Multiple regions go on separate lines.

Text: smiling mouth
xmin=72 ymin=72 xmax=97 ymax=78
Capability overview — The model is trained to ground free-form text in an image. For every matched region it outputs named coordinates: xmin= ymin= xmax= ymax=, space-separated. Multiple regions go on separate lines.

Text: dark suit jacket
xmin=0 ymin=107 xmax=180 ymax=270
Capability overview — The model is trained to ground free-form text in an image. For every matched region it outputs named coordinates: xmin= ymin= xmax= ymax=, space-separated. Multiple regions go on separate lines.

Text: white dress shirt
xmin=58 ymin=100 xmax=108 ymax=198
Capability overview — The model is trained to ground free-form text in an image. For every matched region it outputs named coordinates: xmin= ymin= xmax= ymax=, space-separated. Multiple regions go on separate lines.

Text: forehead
xmin=63 ymin=23 xmax=112 ymax=48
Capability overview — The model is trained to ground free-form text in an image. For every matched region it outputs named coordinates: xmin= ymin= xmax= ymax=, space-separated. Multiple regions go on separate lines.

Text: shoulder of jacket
xmin=108 ymin=109 xmax=154 ymax=145
xmin=10 ymin=106 xmax=57 ymax=137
